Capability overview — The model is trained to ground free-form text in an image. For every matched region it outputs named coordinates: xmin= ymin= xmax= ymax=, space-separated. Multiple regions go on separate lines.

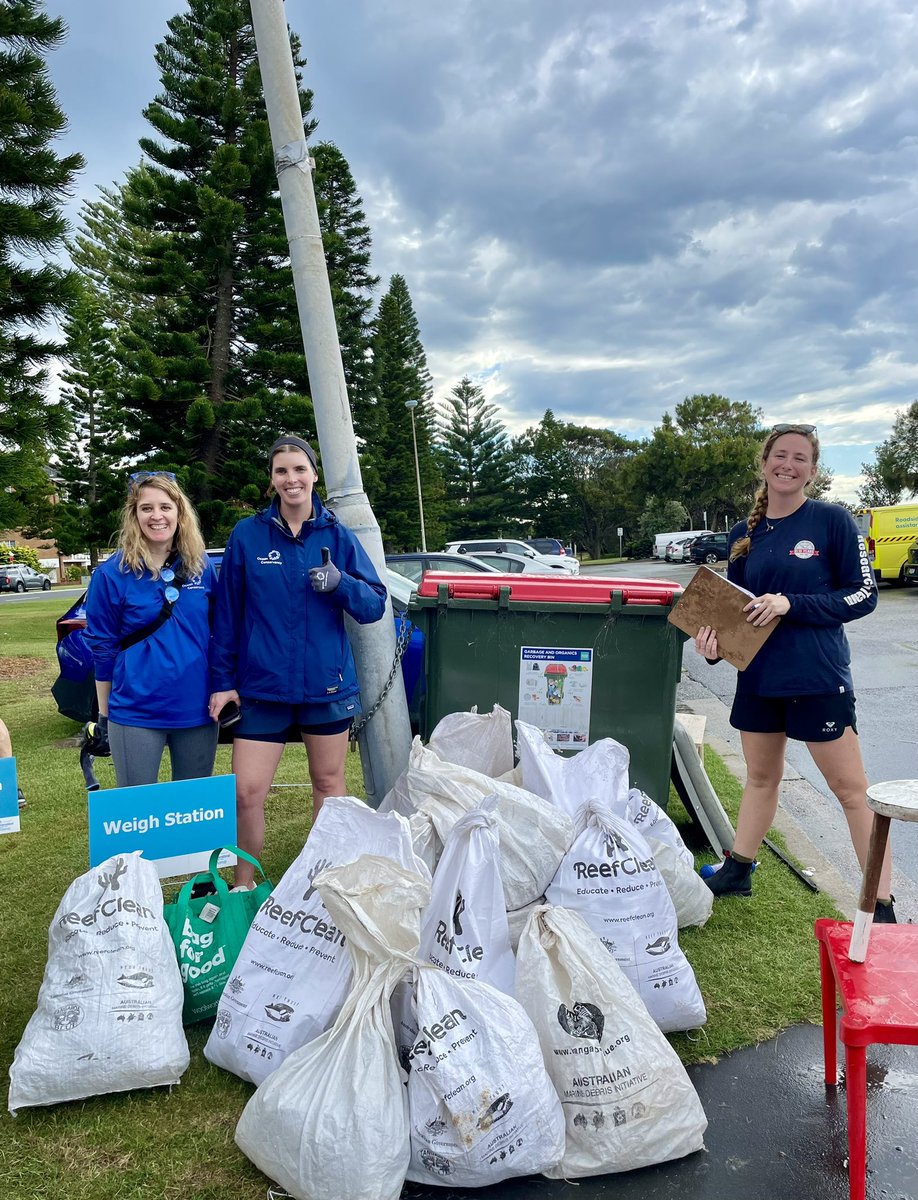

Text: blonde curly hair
xmin=117 ymin=474 xmax=207 ymax=579
xmin=730 ymin=426 xmax=820 ymax=561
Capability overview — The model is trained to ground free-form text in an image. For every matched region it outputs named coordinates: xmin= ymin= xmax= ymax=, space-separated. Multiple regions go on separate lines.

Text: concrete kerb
xmin=678 ymin=696 xmax=860 ymax=919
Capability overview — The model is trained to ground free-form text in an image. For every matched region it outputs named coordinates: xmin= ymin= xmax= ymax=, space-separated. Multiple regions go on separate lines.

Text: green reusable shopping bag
xmin=164 ymin=846 xmax=272 ymax=1025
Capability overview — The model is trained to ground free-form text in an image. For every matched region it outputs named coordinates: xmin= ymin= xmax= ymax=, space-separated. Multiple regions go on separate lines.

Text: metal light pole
xmin=248 ymin=0 xmax=411 ymax=805
xmin=404 ymin=400 xmax=427 ymax=552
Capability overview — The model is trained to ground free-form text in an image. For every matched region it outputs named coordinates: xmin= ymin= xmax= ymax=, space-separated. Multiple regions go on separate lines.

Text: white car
xmin=467 ymin=551 xmax=562 ymax=575
xmin=445 ymin=538 xmax=580 ymax=575
xmin=665 ymin=536 xmax=695 ymax=562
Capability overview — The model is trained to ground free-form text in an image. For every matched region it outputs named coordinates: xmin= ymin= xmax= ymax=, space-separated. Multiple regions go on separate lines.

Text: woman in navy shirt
xmin=86 ymin=472 xmax=218 ymax=787
xmin=695 ymin=424 xmax=894 ymax=919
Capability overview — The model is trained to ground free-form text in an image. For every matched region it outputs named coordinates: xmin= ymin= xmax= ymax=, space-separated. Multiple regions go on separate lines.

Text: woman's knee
xmin=308 ymin=765 xmax=345 ymax=796
xmin=744 ymin=764 xmax=783 ymax=792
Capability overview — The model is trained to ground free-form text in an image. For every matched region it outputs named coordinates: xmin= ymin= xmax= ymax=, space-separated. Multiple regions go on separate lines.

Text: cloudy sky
xmin=49 ymin=0 xmax=916 ymax=499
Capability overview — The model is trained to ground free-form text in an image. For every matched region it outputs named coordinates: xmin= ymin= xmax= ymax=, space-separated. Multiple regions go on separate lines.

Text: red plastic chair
xmin=815 ymin=918 xmax=918 ymax=1200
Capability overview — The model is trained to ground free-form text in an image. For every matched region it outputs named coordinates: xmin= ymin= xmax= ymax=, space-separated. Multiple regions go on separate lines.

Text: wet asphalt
xmin=404 ymin=1026 xmax=918 ymax=1200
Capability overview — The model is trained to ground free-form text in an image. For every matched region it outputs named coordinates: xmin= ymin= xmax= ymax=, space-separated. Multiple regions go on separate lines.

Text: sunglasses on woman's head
xmin=771 ymin=424 xmax=816 ymax=435
xmin=128 ymin=470 xmax=177 ymax=486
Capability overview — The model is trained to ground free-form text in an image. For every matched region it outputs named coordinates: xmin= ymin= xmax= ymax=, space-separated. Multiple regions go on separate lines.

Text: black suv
xmin=524 ymin=537 xmax=565 ymax=556
xmin=1 ymin=563 xmax=52 ymax=592
xmin=689 ymin=532 xmax=729 ymax=564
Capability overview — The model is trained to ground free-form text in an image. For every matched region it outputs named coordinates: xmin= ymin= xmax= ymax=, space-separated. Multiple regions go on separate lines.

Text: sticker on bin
xmin=519 ymin=648 xmax=593 ymax=750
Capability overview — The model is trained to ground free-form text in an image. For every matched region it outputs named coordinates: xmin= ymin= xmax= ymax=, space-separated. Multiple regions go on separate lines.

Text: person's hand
xmin=695 ymin=625 xmax=720 ymax=662
xmin=83 ymin=715 xmax=111 ymax=757
xmin=309 ymin=548 xmax=341 ymax=594
xmin=744 ymin=593 xmax=790 ymax=626
xmin=209 ymin=689 xmax=240 ymax=723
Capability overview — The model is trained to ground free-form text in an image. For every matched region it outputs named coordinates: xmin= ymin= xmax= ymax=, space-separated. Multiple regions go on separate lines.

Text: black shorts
xmin=235 ymin=697 xmax=360 ymax=744
xmin=729 ymin=691 xmax=858 ymax=742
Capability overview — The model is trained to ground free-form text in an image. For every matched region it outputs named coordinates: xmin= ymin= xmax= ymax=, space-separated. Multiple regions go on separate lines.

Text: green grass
xmin=667 ymin=750 xmax=840 ymax=1061
xmin=0 ymin=598 xmax=840 ymax=1197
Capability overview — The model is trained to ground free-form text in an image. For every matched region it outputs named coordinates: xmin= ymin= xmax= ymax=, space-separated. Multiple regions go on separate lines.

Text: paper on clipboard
xmin=667 ymin=566 xmax=779 ymax=670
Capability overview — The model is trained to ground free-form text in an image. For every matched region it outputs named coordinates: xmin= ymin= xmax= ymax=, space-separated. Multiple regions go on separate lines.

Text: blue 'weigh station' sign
xmin=0 ymin=757 xmax=20 ymax=835
xmin=88 ymin=774 xmax=237 ymax=877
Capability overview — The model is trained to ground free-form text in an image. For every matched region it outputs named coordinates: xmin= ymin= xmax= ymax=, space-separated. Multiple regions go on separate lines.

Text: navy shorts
xmin=235 ymin=696 xmax=361 ymax=743
xmin=729 ymin=691 xmax=857 ymax=742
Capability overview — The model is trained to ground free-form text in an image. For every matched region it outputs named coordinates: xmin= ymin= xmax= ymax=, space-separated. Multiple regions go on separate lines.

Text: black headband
xmin=268 ymin=435 xmax=318 ymax=472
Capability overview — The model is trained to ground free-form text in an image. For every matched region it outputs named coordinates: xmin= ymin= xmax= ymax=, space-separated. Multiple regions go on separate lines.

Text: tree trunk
xmin=200 ymin=259 xmax=234 ymax=494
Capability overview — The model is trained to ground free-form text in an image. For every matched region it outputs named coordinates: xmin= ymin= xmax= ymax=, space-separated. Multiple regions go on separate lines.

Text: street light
xmin=404 ymin=399 xmax=427 ymax=552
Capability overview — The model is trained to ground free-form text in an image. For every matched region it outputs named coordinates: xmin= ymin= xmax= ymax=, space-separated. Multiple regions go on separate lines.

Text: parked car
xmin=664 ymin=536 xmax=694 ymax=562
xmin=467 ymin=551 xmax=555 ymax=574
xmin=1 ymin=563 xmax=52 ymax=592
xmin=385 ymin=552 xmax=499 ymax=584
xmin=523 ymin=537 xmax=567 ymax=557
xmin=689 ymin=532 xmax=730 ymax=564
xmin=444 ymin=538 xmax=580 ymax=575
xmin=52 ymin=553 xmax=427 ymax=728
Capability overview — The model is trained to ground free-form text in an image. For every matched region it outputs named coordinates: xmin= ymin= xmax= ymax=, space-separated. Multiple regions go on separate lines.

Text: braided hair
xmin=729 ymin=426 xmax=821 ymax=561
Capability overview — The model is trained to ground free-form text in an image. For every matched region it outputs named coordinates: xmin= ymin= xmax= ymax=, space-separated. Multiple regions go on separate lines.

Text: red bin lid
xmin=415 ymin=572 xmax=681 ymax=605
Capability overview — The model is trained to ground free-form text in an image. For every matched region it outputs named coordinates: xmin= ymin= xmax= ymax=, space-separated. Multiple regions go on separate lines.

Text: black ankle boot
xmin=873 ymin=897 xmax=897 ymax=924
xmin=705 ymin=854 xmax=754 ymax=898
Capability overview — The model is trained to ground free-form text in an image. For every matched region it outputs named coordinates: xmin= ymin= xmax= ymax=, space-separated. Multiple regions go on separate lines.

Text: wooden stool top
xmin=866 ymin=779 xmax=918 ymax=822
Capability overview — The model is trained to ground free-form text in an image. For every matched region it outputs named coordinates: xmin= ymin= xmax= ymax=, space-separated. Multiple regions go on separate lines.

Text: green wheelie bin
xmin=411 ymin=573 xmax=685 ymax=809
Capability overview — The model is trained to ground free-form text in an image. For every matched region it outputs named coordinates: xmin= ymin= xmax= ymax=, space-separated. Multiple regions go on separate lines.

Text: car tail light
xmin=56 ymin=617 xmax=86 ymax=642
xmin=867 ymin=537 xmax=875 ymax=562
xmin=559 ymin=547 xmax=566 ymax=554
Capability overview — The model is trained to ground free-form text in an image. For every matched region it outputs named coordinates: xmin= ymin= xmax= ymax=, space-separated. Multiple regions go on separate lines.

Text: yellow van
xmin=858 ymin=503 xmax=918 ymax=584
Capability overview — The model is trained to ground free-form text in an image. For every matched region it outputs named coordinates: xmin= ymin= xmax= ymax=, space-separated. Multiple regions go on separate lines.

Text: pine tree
xmin=0 ymin=0 xmax=84 ymax=528
xmin=436 ymin=376 xmax=511 ymax=537
xmin=369 ymin=274 xmax=442 ymax=550
xmin=69 ymin=178 xmax=154 ymax=327
xmin=112 ymin=0 xmax=317 ymax=540
xmin=312 ymin=140 xmax=377 ymax=434
xmin=53 ymin=278 xmax=125 ymax=564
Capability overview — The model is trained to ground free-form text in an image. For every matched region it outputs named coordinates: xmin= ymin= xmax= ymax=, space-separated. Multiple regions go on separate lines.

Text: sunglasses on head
xmin=129 ymin=470 xmax=177 ymax=487
xmin=771 ymin=423 xmax=816 ymax=435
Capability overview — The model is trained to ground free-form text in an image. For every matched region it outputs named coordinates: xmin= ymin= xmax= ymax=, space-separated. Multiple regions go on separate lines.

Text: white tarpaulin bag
xmin=427 ymin=704 xmax=514 ymax=779
xmin=418 ymin=796 xmax=515 ymax=996
xmin=516 ymin=905 xmax=707 ymax=1177
xmin=546 ymin=801 xmax=706 ymax=1033
xmin=625 ymin=788 xmax=693 ymax=867
xmin=516 ymin=720 xmax=631 ymax=822
xmin=406 ymin=740 xmax=573 ymax=910
xmin=9 ymin=852 xmax=188 ymax=1113
xmin=409 ymin=808 xmax=441 ymax=876
xmin=205 ymin=796 xmax=428 ymax=1084
xmin=648 ymin=836 xmax=713 ymax=929
xmin=236 ymin=857 xmax=429 ymax=1200
xmin=517 ymin=721 xmax=695 ymax=868
xmin=506 ymin=897 xmax=545 ymax=953
xmin=401 ymin=969 xmax=565 ymax=1186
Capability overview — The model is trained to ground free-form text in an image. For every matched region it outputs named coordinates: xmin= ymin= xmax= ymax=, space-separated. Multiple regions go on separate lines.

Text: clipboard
xmin=667 ymin=566 xmax=779 ymax=670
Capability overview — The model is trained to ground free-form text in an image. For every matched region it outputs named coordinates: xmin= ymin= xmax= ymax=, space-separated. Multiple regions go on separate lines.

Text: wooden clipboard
xmin=667 ymin=566 xmax=779 ymax=670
